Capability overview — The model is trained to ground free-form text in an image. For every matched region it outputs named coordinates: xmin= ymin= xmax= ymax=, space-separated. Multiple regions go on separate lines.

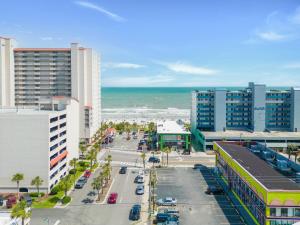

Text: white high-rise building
xmin=0 ymin=97 xmax=79 ymax=192
xmin=0 ymin=37 xmax=16 ymax=107
xmin=0 ymin=37 xmax=101 ymax=142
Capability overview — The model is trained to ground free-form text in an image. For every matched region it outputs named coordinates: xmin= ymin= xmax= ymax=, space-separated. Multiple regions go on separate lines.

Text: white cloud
xmin=74 ymin=1 xmax=126 ymax=22
xmin=283 ymin=62 xmax=300 ymax=69
xmin=104 ymin=62 xmax=145 ymax=69
xmin=256 ymin=31 xmax=287 ymax=41
xmin=103 ymin=75 xmax=174 ymax=87
xmin=159 ymin=61 xmax=218 ymax=75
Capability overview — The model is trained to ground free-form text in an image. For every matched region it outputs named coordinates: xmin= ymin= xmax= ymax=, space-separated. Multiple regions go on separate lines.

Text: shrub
xmin=61 ymin=196 xmax=71 ymax=204
xmin=78 ymin=161 xmax=88 ymax=167
xmin=50 ymin=186 xmax=60 ymax=195
xmin=29 ymin=192 xmax=45 ymax=198
xmin=69 ymin=169 xmax=76 ymax=175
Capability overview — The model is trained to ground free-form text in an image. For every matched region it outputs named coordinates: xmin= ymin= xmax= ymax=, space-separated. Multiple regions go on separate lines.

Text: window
xmin=281 ymin=208 xmax=288 ymax=217
xmin=295 ymin=208 xmax=300 ymax=217
xmin=270 ymin=208 xmax=276 ymax=216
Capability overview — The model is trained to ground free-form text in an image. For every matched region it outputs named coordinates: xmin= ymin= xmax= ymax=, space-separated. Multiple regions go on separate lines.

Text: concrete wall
xmin=249 ymin=82 xmax=266 ymax=131
xmin=66 ymin=99 xmax=79 ymax=161
xmin=0 ymin=113 xmax=49 ymax=192
xmin=191 ymin=91 xmax=197 ymax=133
xmin=0 ymin=37 xmax=15 ymax=107
xmin=214 ymin=90 xmax=226 ymax=131
xmin=291 ymin=88 xmax=300 ymax=132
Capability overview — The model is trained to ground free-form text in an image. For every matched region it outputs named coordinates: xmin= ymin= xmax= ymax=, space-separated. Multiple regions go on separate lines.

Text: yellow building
xmin=214 ymin=141 xmax=300 ymax=225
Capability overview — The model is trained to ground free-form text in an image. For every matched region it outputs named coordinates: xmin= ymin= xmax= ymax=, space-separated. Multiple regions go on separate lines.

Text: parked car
xmin=129 ymin=204 xmax=141 ymax=221
xmin=0 ymin=195 xmax=4 ymax=206
xmin=84 ymin=170 xmax=92 ymax=178
xmin=119 ymin=166 xmax=127 ymax=174
xmin=79 ymin=154 xmax=86 ymax=160
xmin=156 ymin=213 xmax=179 ymax=224
xmin=156 ymin=197 xmax=177 ymax=206
xmin=133 ymin=135 xmax=138 ymax=139
xmin=75 ymin=180 xmax=85 ymax=189
xmin=134 ymin=175 xmax=144 ymax=183
xmin=78 ymin=176 xmax=88 ymax=184
xmin=107 ymin=193 xmax=118 ymax=204
xmin=158 ymin=207 xmax=180 ymax=218
xmin=205 ymin=185 xmax=224 ymax=195
xmin=137 ymin=146 xmax=143 ymax=151
xmin=148 ymin=156 xmax=160 ymax=163
xmin=135 ymin=176 xmax=144 ymax=184
xmin=20 ymin=194 xmax=32 ymax=207
xmin=6 ymin=195 xmax=17 ymax=208
xmin=135 ymin=185 xmax=144 ymax=195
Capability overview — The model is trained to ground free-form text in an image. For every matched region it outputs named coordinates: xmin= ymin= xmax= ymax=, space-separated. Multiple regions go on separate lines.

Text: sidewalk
xmin=139 ymin=170 xmax=150 ymax=225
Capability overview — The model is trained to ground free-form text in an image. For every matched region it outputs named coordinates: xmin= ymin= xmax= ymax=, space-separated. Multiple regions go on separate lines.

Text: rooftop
xmin=14 ymin=48 xmax=70 ymax=52
xmin=201 ymin=130 xmax=300 ymax=139
xmin=216 ymin=142 xmax=300 ymax=191
xmin=157 ymin=120 xmax=190 ymax=135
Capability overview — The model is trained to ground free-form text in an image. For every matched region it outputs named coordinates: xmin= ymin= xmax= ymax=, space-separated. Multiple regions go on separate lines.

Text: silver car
xmin=156 ymin=197 xmax=177 ymax=206
xmin=135 ymin=185 xmax=144 ymax=195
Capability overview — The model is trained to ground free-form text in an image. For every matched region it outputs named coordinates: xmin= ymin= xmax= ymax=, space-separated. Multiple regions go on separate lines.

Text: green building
xmin=157 ymin=120 xmax=191 ymax=152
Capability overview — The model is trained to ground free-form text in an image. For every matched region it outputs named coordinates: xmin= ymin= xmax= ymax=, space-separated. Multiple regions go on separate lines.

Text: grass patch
xmin=32 ymin=191 xmax=64 ymax=208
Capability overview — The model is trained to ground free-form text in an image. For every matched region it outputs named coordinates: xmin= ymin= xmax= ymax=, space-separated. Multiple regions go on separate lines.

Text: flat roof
xmin=0 ymin=108 xmax=63 ymax=115
xmin=157 ymin=120 xmax=191 ymax=135
xmin=216 ymin=142 xmax=300 ymax=191
xmin=201 ymin=130 xmax=300 ymax=139
xmin=14 ymin=48 xmax=70 ymax=52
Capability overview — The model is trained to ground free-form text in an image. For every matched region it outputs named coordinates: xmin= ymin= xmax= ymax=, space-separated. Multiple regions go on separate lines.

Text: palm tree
xmin=92 ymin=175 xmax=103 ymax=201
xmin=87 ymin=148 xmax=97 ymax=170
xmin=12 ymin=173 xmax=24 ymax=199
xmin=69 ymin=158 xmax=78 ymax=187
xmin=11 ymin=200 xmax=31 ymax=225
xmin=163 ymin=147 xmax=172 ymax=166
xmin=59 ymin=176 xmax=71 ymax=197
xmin=184 ymin=123 xmax=191 ymax=131
xmin=79 ymin=143 xmax=87 ymax=157
xmin=31 ymin=176 xmax=43 ymax=197
xmin=287 ymin=144 xmax=298 ymax=160
xmin=101 ymin=164 xmax=110 ymax=187
xmin=141 ymin=152 xmax=146 ymax=169
xmin=148 ymin=122 xmax=156 ymax=134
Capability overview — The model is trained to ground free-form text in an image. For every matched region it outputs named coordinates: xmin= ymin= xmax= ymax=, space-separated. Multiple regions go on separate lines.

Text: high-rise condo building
xmin=191 ymin=82 xmax=300 ymax=150
xmin=0 ymin=97 xmax=79 ymax=192
xmin=0 ymin=37 xmax=101 ymax=142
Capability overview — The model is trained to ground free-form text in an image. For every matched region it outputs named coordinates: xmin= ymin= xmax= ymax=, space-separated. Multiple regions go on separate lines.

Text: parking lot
xmin=156 ymin=167 xmax=245 ymax=225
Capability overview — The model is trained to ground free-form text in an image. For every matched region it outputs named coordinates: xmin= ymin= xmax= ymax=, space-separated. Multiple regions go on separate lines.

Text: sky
xmin=1 ymin=0 xmax=300 ymax=87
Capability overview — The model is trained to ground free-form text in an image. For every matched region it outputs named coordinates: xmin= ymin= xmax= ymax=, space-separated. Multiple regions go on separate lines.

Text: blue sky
xmin=1 ymin=0 xmax=300 ymax=87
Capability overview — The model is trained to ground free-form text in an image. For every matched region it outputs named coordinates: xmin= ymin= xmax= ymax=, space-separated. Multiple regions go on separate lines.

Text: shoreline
xmin=101 ymin=107 xmax=191 ymax=124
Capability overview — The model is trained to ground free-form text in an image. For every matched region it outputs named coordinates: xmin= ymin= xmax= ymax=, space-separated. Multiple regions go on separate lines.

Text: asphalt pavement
xmin=156 ymin=167 xmax=245 ymax=225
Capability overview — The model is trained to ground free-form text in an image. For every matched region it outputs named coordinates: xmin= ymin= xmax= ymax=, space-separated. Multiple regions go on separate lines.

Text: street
xmin=31 ymin=133 xmax=221 ymax=225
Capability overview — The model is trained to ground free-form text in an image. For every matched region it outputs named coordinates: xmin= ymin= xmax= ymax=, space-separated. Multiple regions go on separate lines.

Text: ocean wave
xmin=101 ymin=107 xmax=191 ymax=122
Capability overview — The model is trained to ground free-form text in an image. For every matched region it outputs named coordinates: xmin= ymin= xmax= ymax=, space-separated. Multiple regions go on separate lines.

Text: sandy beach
xmin=101 ymin=107 xmax=191 ymax=124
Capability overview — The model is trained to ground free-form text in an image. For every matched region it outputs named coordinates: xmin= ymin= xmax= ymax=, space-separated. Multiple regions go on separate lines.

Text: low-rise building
xmin=214 ymin=141 xmax=300 ymax=225
xmin=0 ymin=97 xmax=79 ymax=192
xmin=191 ymin=82 xmax=300 ymax=151
xmin=157 ymin=120 xmax=191 ymax=152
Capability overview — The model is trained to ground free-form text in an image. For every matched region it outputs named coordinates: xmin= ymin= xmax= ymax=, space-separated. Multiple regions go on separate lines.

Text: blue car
xmin=148 ymin=156 xmax=160 ymax=163
xmin=129 ymin=204 xmax=141 ymax=221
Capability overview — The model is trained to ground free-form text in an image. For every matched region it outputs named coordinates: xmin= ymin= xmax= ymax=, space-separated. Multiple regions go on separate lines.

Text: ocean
xmin=101 ymin=87 xmax=288 ymax=122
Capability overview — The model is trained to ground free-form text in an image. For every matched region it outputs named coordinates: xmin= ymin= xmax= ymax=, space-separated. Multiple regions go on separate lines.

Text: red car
xmin=107 ymin=192 xmax=118 ymax=204
xmin=84 ymin=170 xmax=91 ymax=178
xmin=6 ymin=196 xmax=17 ymax=208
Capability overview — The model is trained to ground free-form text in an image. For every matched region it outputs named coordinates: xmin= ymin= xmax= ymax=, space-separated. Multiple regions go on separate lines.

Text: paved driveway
xmin=156 ymin=167 xmax=245 ymax=225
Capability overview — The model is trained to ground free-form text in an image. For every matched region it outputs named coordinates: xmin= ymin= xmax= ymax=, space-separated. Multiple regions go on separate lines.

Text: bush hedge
xmin=29 ymin=192 xmax=45 ymax=198
xmin=61 ymin=196 xmax=71 ymax=204
xmin=69 ymin=169 xmax=76 ymax=175
xmin=50 ymin=186 xmax=60 ymax=195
